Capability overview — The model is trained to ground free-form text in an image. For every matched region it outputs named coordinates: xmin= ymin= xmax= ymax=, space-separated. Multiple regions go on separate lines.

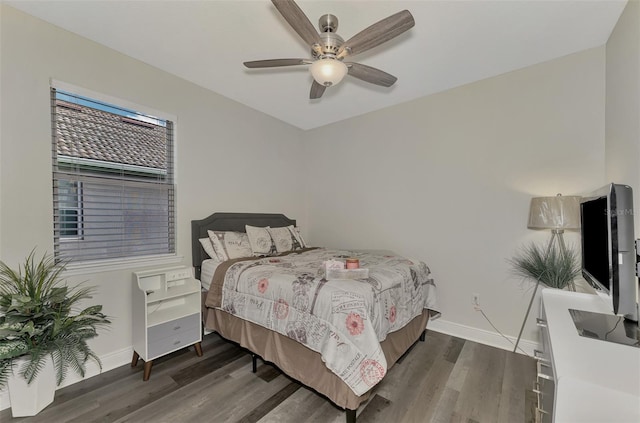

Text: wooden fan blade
xmin=346 ymin=62 xmax=397 ymax=87
xmin=310 ymin=80 xmax=326 ymax=99
xmin=244 ymin=59 xmax=310 ymax=68
xmin=272 ymin=0 xmax=322 ymax=48
xmin=337 ymin=10 xmax=415 ymax=59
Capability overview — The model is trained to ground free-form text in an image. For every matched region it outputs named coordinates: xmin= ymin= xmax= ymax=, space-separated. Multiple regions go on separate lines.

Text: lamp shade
xmin=528 ymin=194 xmax=581 ymax=230
xmin=310 ymin=58 xmax=348 ymax=87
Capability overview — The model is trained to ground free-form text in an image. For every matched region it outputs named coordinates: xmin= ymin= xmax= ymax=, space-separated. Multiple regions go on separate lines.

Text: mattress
xmin=200 ymin=258 xmax=221 ymax=291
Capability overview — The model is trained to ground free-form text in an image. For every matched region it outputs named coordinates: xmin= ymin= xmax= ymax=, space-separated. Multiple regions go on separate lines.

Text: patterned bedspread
xmin=217 ymin=248 xmax=439 ymax=396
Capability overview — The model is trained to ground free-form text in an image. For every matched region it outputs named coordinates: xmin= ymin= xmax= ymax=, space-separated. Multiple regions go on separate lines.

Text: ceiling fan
xmin=244 ymin=0 xmax=415 ymax=99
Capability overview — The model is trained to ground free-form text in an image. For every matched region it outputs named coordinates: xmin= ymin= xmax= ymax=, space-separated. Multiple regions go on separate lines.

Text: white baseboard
xmin=0 ymin=346 xmax=133 ymax=412
xmin=427 ymin=317 xmax=539 ymax=357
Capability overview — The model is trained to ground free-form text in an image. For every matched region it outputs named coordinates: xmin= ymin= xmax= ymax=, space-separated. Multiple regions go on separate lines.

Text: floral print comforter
xmin=219 ymin=248 xmax=439 ymax=396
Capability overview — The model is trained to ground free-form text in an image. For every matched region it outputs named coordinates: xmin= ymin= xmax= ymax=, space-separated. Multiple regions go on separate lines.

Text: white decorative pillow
xmin=199 ymin=237 xmax=217 ymax=259
xmin=245 ymin=225 xmax=276 ymax=256
xmin=207 ymin=230 xmax=253 ymax=261
xmin=268 ymin=225 xmax=305 ymax=253
xmin=207 ymin=230 xmax=228 ymax=261
xmin=292 ymin=226 xmax=307 ymax=248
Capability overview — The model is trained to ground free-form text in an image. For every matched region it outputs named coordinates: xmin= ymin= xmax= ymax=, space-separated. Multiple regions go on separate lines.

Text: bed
xmin=191 ymin=212 xmax=439 ymax=422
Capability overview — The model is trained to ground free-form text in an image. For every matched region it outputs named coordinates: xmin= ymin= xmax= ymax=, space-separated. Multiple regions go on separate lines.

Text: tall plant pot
xmin=7 ymin=355 xmax=56 ymax=417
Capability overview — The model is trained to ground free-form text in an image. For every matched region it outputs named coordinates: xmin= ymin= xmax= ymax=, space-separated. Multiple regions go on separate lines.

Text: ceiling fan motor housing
xmin=313 ymin=14 xmax=344 ymax=59
xmin=313 ymin=33 xmax=344 ymax=59
xmin=319 ymin=14 xmax=338 ymax=32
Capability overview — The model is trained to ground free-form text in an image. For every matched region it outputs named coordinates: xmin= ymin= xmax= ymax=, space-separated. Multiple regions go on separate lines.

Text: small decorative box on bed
xmin=191 ymin=213 xmax=440 ymax=423
xmin=326 ymin=267 xmax=369 ymax=280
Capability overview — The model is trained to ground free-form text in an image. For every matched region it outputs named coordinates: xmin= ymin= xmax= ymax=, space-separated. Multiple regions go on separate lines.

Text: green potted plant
xmin=509 ymin=241 xmax=582 ymax=353
xmin=0 ymin=250 xmax=110 ymax=417
xmin=509 ymin=242 xmax=581 ymax=291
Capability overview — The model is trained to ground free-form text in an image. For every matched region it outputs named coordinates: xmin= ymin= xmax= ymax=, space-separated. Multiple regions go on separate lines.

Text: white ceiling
xmin=6 ymin=0 xmax=627 ymax=130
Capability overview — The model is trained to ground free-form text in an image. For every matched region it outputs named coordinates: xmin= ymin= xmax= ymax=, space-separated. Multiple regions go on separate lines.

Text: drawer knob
xmin=173 ymin=326 xmax=181 ymax=331
xmin=173 ymin=340 xmax=181 ymax=345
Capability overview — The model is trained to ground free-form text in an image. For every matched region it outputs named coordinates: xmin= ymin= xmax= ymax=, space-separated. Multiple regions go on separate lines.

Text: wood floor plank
xmin=446 ymin=339 xmax=476 ymax=392
xmin=117 ymin=370 xmax=287 ymax=422
xmin=497 ymin=351 xmax=537 ymax=423
xmin=0 ymin=332 xmax=536 ymax=423
xmin=69 ymin=375 xmax=180 ymax=423
xmin=429 ymin=386 xmax=460 ymax=423
xmin=361 ymin=334 xmax=449 ymax=422
xmin=524 ymin=388 xmax=537 ymax=423
xmin=191 ymin=373 xmax=295 ymax=422
xmin=170 ymin=343 xmax=248 ymax=387
xmin=236 ymin=381 xmax=301 ymax=423
xmin=453 ymin=343 xmax=507 ymax=422
xmin=372 ymin=330 xmax=448 ymax=403
xmin=444 ymin=336 xmax=466 ymax=363
xmin=302 ymin=395 xmax=345 ymax=423
xmin=353 ymin=394 xmax=392 ymax=422
xmin=255 ymin=363 xmax=283 ymax=383
xmin=256 ymin=385 xmax=332 ymax=423
xmin=404 ymin=356 xmax=455 ymax=422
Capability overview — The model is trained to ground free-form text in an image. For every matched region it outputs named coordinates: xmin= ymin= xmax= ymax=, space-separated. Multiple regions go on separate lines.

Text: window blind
xmin=51 ymin=88 xmax=175 ymax=263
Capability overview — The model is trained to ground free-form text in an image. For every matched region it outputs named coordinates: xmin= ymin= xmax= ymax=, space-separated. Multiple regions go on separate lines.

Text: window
xmin=51 ymin=88 xmax=175 ymax=263
xmin=58 ymin=180 xmax=83 ymax=238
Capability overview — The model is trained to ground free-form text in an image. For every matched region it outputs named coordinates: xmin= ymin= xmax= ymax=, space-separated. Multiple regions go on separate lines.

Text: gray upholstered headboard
xmin=191 ymin=212 xmax=296 ymax=279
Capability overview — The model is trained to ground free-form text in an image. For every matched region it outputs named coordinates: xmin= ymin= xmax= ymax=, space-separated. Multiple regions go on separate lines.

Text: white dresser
xmin=132 ymin=265 xmax=203 ymax=380
xmin=537 ymin=289 xmax=640 ymax=422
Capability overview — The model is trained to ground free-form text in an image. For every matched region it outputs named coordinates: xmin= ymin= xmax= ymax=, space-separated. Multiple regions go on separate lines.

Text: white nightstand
xmin=132 ymin=265 xmax=203 ymax=380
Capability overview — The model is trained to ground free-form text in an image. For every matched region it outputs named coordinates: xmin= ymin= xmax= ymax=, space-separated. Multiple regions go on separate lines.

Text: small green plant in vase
xmin=509 ymin=241 xmax=581 ymax=354
xmin=509 ymin=242 xmax=581 ymax=291
xmin=0 ymin=250 xmax=110 ymax=416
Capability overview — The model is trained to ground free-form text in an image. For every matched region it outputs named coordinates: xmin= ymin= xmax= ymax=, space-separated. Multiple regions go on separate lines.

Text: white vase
xmin=7 ymin=355 xmax=56 ymax=417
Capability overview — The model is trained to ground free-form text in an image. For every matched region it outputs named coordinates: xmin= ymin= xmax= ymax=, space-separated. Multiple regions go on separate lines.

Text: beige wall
xmin=0 ymin=5 xmax=304 ymax=366
xmin=303 ymin=47 xmax=606 ymax=348
xmin=606 ymin=0 xmax=640 ymax=229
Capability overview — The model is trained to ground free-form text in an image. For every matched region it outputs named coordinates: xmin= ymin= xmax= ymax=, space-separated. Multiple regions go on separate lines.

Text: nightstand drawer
xmin=148 ymin=327 xmax=200 ymax=359
xmin=148 ymin=313 xmax=200 ymax=342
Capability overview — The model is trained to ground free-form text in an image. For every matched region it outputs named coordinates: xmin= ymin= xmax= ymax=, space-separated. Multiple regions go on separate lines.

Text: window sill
xmin=62 ymin=254 xmax=185 ymax=277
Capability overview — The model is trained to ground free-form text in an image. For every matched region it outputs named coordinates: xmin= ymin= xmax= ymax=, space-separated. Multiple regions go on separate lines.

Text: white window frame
xmin=50 ymin=80 xmax=181 ymax=273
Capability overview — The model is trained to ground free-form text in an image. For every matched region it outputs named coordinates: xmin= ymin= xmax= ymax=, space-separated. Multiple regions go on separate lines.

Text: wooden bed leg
xmin=420 ymin=329 xmax=426 ymax=342
xmin=345 ymin=408 xmax=357 ymax=423
xmin=252 ymin=353 xmax=258 ymax=373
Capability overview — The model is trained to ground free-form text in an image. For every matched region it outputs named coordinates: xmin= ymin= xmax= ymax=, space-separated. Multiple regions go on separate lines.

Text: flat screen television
xmin=580 ymin=183 xmax=639 ymax=322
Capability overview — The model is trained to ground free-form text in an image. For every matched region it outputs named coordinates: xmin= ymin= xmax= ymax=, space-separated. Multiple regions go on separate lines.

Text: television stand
xmin=537 ymin=289 xmax=640 ymax=422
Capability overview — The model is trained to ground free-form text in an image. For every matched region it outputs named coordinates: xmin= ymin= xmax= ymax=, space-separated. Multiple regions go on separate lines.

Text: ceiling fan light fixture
xmin=310 ymin=58 xmax=347 ymax=87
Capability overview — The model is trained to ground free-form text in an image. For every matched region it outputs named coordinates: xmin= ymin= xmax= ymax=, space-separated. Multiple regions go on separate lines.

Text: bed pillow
xmin=292 ymin=226 xmax=307 ymax=248
xmin=245 ymin=225 xmax=276 ymax=256
xmin=268 ymin=225 xmax=305 ymax=253
xmin=207 ymin=230 xmax=253 ymax=261
xmin=198 ymin=237 xmax=217 ymax=259
xmin=207 ymin=230 xmax=229 ymax=261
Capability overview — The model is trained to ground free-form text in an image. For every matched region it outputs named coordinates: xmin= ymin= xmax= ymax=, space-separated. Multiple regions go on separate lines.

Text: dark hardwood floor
xmin=1 ymin=331 xmax=536 ymax=423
